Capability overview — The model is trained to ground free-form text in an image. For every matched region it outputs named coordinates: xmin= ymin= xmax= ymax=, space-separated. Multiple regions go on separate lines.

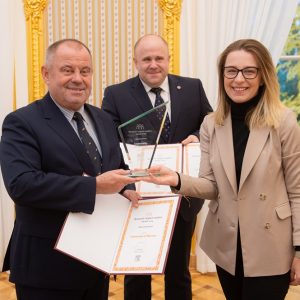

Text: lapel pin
xmin=177 ymin=85 xmax=181 ymax=90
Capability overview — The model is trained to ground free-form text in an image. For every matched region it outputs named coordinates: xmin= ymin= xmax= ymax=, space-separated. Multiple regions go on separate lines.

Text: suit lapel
xmin=168 ymin=75 xmax=182 ymax=142
xmin=130 ymin=76 xmax=153 ymax=113
xmin=215 ymin=112 xmax=237 ymax=194
xmin=41 ymin=94 xmax=96 ymax=176
xmin=239 ymin=126 xmax=270 ymax=190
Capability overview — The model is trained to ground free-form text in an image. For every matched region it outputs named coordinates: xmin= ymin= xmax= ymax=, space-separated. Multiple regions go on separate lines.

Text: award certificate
xmin=55 ymin=193 xmax=181 ymax=274
xmin=183 ymin=143 xmax=201 ymax=176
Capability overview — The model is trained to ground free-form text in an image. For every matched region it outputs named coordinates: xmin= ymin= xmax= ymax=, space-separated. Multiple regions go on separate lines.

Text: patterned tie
xmin=150 ymin=87 xmax=171 ymax=142
xmin=73 ymin=112 xmax=102 ymax=174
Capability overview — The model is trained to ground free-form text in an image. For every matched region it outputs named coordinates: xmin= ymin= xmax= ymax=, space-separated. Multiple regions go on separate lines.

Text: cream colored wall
xmin=45 ymin=0 xmax=162 ymax=107
xmin=0 ymin=0 xmax=28 ymax=267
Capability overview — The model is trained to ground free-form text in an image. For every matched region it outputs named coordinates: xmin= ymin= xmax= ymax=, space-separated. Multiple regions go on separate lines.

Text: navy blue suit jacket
xmin=0 ymin=93 xmax=128 ymax=289
xmin=102 ymin=75 xmax=212 ymax=221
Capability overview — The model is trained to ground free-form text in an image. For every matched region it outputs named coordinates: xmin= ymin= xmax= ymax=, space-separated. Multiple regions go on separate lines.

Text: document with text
xmin=55 ymin=193 xmax=181 ymax=274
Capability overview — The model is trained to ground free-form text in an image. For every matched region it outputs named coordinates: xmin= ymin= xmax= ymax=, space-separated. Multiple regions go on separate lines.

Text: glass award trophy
xmin=118 ymin=101 xmax=169 ymax=177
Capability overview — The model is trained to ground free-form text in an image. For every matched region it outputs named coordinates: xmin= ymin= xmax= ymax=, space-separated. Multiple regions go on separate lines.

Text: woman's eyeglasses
xmin=223 ymin=67 xmax=259 ymax=79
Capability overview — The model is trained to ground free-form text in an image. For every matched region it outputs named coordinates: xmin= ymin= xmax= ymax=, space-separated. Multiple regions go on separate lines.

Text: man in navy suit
xmin=102 ymin=34 xmax=212 ymax=300
xmin=0 ymin=39 xmax=139 ymax=300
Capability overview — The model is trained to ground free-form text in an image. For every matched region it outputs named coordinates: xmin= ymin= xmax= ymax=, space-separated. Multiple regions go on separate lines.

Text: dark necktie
xmin=73 ymin=112 xmax=102 ymax=174
xmin=150 ymin=87 xmax=171 ymax=142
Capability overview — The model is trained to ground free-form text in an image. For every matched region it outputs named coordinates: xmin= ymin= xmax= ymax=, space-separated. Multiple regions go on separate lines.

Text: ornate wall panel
xmin=159 ymin=0 xmax=181 ymax=75
xmin=44 ymin=0 xmax=162 ymax=107
xmin=24 ymin=0 xmax=47 ymax=102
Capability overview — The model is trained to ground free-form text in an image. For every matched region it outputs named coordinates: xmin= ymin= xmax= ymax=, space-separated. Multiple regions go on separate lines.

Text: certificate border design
xmin=112 ymin=199 xmax=174 ymax=271
xmin=136 ymin=144 xmax=182 ymax=196
xmin=183 ymin=142 xmax=200 ymax=175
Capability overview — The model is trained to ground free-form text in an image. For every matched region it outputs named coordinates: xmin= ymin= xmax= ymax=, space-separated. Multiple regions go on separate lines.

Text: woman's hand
xmin=138 ymin=165 xmax=179 ymax=187
xmin=290 ymin=257 xmax=300 ymax=285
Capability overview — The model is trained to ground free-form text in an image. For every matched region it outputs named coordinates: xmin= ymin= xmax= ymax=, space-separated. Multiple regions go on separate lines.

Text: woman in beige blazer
xmin=141 ymin=39 xmax=300 ymax=299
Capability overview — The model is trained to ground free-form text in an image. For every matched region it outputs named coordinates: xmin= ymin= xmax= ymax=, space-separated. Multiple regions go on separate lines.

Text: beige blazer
xmin=178 ymin=108 xmax=300 ymax=276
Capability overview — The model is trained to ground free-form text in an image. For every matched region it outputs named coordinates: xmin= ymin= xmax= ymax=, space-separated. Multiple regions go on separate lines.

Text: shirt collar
xmin=50 ymin=94 xmax=85 ymax=122
xmin=140 ymin=76 xmax=169 ymax=94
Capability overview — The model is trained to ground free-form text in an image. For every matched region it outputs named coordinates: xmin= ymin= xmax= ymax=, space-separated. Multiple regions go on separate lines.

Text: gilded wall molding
xmin=24 ymin=0 xmax=47 ymax=102
xmin=158 ymin=0 xmax=182 ymax=75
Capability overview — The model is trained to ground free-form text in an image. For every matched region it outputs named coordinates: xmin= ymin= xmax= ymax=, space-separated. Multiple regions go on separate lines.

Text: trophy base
xmin=128 ymin=170 xmax=161 ymax=178
xmin=128 ymin=170 xmax=150 ymax=178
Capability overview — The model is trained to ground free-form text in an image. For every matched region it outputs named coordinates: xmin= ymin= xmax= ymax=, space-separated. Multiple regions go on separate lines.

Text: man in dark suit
xmin=102 ymin=34 xmax=212 ymax=300
xmin=0 ymin=39 xmax=139 ymax=300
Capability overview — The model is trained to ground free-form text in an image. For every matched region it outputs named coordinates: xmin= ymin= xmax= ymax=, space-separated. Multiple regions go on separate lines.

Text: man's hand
xmin=122 ymin=190 xmax=142 ymax=208
xmin=95 ymin=169 xmax=137 ymax=194
xmin=181 ymin=134 xmax=199 ymax=145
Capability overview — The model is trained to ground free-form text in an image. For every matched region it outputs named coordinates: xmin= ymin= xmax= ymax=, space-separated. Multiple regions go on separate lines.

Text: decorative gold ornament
xmin=24 ymin=0 xmax=48 ymax=102
xmin=158 ymin=0 xmax=182 ymax=75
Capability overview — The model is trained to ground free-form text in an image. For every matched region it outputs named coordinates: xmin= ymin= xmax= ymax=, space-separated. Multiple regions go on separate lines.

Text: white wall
xmin=0 ymin=0 xmax=28 ymax=266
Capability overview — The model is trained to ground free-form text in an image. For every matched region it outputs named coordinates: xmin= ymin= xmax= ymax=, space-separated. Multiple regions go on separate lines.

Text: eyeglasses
xmin=223 ymin=67 xmax=259 ymax=79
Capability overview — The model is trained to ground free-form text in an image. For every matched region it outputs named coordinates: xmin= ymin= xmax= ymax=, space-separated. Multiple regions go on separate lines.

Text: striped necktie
xmin=73 ymin=112 xmax=102 ymax=174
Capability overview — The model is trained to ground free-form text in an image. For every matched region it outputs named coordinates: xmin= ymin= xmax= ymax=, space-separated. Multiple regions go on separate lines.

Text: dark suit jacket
xmin=0 ymin=93 xmax=128 ymax=289
xmin=102 ymin=75 xmax=212 ymax=221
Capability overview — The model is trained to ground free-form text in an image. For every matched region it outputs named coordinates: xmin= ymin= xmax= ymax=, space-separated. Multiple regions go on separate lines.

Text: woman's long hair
xmin=214 ymin=39 xmax=284 ymax=128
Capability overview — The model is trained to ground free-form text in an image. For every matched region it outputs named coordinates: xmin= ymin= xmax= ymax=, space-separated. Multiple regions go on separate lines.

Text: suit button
xmin=259 ymin=193 xmax=267 ymax=200
xmin=265 ymin=223 xmax=271 ymax=229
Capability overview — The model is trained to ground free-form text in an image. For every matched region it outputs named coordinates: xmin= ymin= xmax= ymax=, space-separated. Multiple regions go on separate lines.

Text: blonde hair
xmin=214 ymin=39 xmax=284 ymax=128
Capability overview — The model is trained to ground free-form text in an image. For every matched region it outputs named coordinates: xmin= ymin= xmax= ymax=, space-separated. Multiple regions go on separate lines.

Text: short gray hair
xmin=45 ymin=39 xmax=92 ymax=66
